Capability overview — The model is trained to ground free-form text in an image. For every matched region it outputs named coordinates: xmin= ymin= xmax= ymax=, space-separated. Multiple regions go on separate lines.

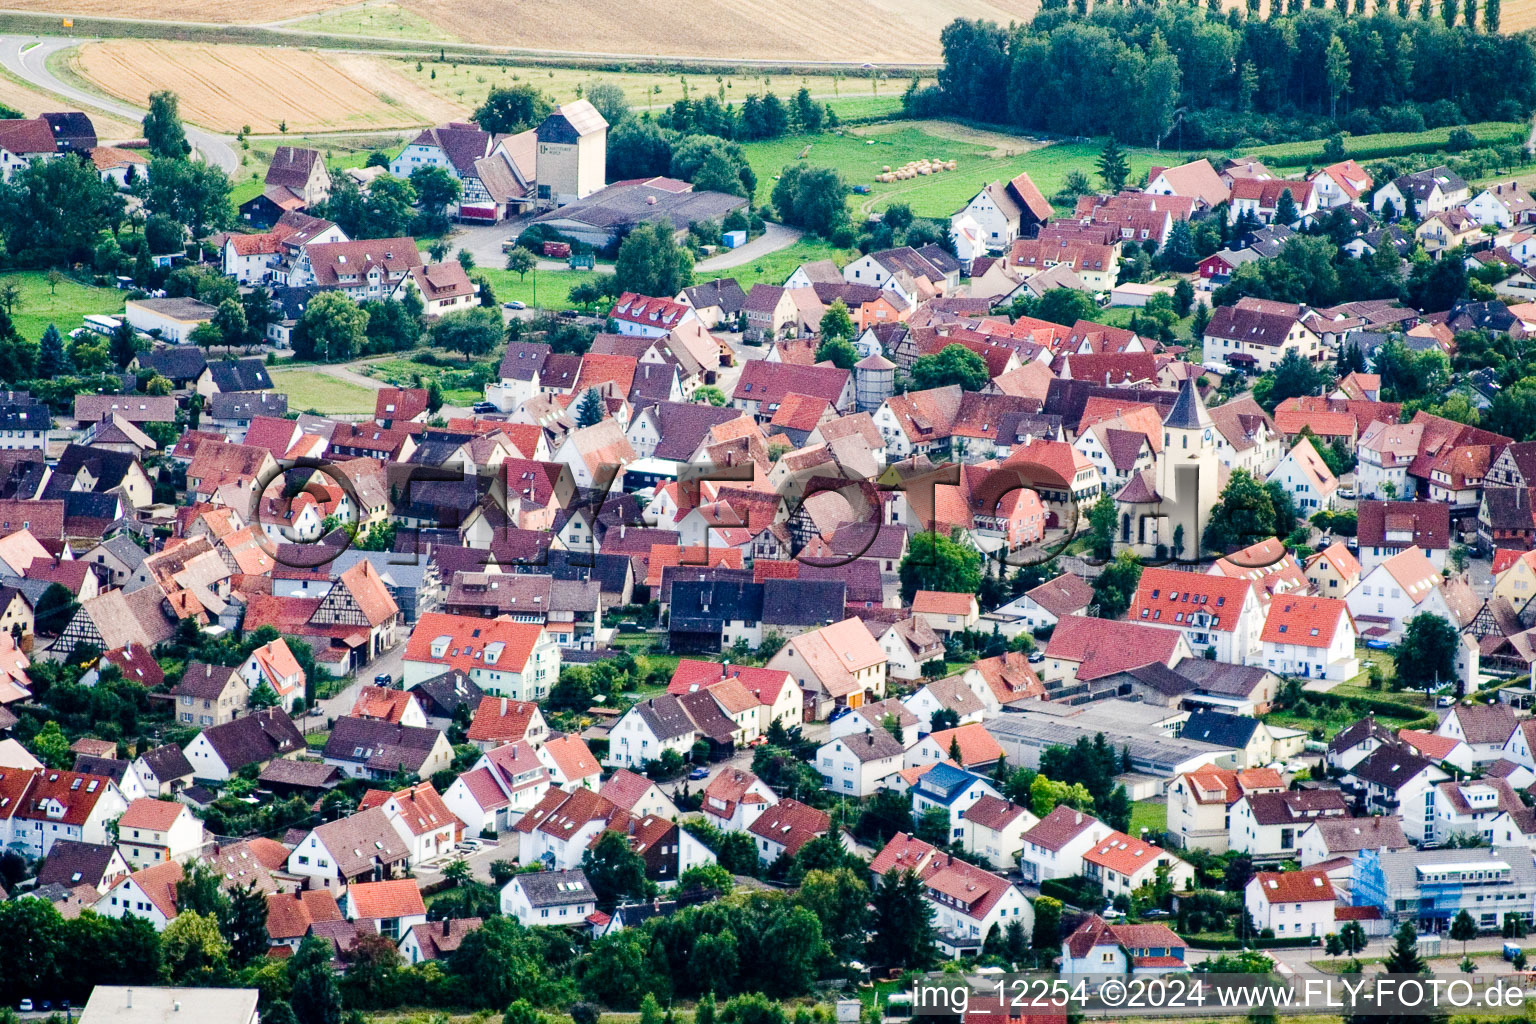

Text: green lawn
xmin=268 ymin=367 xmax=380 ymax=415
xmin=476 ymin=267 xmax=604 ymax=311
xmin=1130 ymin=800 xmax=1166 ymax=837
xmin=361 ymin=354 xmax=496 ymax=405
xmin=0 ymin=271 xmax=125 ymax=343
xmin=741 ymin=123 xmax=1187 ymax=219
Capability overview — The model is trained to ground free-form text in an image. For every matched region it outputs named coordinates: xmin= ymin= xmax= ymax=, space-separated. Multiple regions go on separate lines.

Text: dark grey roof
xmin=0 ymin=398 xmax=49 ymax=432
xmin=407 ymin=438 xmax=470 ymax=468
xmin=678 ymin=689 xmax=738 ymax=744
xmin=1180 ymin=709 xmax=1260 ymax=748
xmin=834 ymin=727 xmax=905 ymax=763
xmin=175 ymin=662 xmax=242 ymax=700
xmin=411 ymin=669 xmax=486 ymax=719
xmin=499 ymin=342 xmax=551 ymax=382
xmin=522 ymin=549 xmax=632 ymax=594
xmin=137 ymin=743 xmax=194 ymax=781
xmin=682 ymin=278 xmax=747 ymax=316
xmin=269 ymin=285 xmax=320 ymax=322
xmin=1350 ymin=743 xmax=1434 ymax=790
xmin=820 ymin=522 xmax=906 ymax=562
xmin=631 ymin=694 xmax=697 ymax=742
xmin=534 ymin=180 xmax=747 ymax=235
xmin=138 ymin=347 xmax=207 ymax=384
xmin=54 ymin=444 xmax=139 ymax=492
xmin=1392 ymin=166 xmax=1468 ymax=202
xmin=41 ymin=112 xmax=96 ymax=152
xmin=1327 ymin=717 xmax=1397 ymax=755
xmin=35 ymin=840 xmax=119 ymax=889
xmin=1124 ymin=662 xmax=1196 ymax=697
xmin=209 ymin=391 xmax=287 ymax=420
xmin=515 ymin=868 xmax=596 ymax=908
xmin=72 ymin=754 xmax=130 ymax=783
xmin=63 ymin=491 xmax=121 ymax=529
xmin=198 ymin=709 xmax=305 ymax=773
xmin=800 ymin=558 xmax=882 ymax=604
xmin=670 ymin=580 xmax=763 ymax=634
xmin=324 ymin=716 xmax=444 ymax=773
xmin=1170 ymin=660 xmax=1272 ymax=698
xmin=96 ymin=535 xmax=149 ymax=572
xmin=256 ymin=758 xmax=343 ymax=789
xmin=761 ymin=578 xmax=845 ymax=627
xmin=1162 ymin=378 xmax=1208 ymax=430
xmin=1245 ymin=788 xmax=1349 ymax=825
xmin=644 ymin=401 xmax=747 ymax=462
xmin=205 ymin=358 xmax=273 ymax=393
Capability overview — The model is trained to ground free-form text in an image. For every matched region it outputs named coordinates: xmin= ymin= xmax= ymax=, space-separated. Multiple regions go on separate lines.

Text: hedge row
xmin=1040 ymin=876 xmax=1101 ymax=909
xmin=1242 ymin=121 xmax=1526 ymax=167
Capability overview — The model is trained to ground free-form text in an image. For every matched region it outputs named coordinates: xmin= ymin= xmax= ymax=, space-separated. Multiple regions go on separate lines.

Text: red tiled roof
xmin=1251 ymin=868 xmax=1336 ymax=903
xmin=466 ymin=696 xmax=540 ymax=745
xmin=118 ymin=798 xmax=186 ymax=831
xmin=746 ymin=797 xmax=829 ymax=856
xmin=347 ymin=878 xmax=426 ymax=920
xmin=1044 ymin=615 xmax=1186 ymax=681
xmin=1260 ymin=596 xmax=1350 ymax=649
xmin=925 ymin=723 xmax=1002 ymax=767
xmin=1081 ymin=830 xmax=1168 ymax=877
xmin=1130 ymin=568 xmax=1251 ymax=634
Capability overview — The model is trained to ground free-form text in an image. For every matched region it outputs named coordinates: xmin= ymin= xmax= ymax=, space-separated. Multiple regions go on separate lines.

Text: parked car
xmin=1338 ymin=488 xmax=1356 ymax=500
xmin=18 ymin=1000 xmax=31 ymax=1013
xmin=472 ymin=401 xmax=498 ymax=413
xmin=687 ymin=766 xmax=709 ymax=780
xmin=374 ymin=673 xmax=393 ymax=686
xmin=503 ymin=300 xmax=526 ymax=310
xmin=1437 ymin=696 xmax=1455 ymax=707
xmin=1027 ymin=650 xmax=1045 ymax=663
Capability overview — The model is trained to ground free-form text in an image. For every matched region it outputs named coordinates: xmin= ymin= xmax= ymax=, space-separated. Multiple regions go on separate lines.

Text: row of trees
xmin=923 ymin=9 xmax=1536 ymax=147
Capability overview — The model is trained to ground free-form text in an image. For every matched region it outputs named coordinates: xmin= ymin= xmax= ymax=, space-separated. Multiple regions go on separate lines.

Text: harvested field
xmin=70 ymin=40 xmax=461 ymax=134
xmin=386 ymin=0 xmax=1038 ymax=63
xmin=1 ymin=0 xmax=346 ymax=23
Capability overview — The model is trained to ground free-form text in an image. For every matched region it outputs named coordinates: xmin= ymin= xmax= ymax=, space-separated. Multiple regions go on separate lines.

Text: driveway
xmin=314 ymin=637 xmax=408 ymax=723
xmin=696 ymin=222 xmax=803 ymax=273
xmin=0 ymin=36 xmax=238 ymax=172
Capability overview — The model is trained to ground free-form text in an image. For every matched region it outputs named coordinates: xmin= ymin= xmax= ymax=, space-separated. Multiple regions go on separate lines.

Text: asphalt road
xmin=314 ymin=636 xmax=408 ymax=722
xmin=0 ymin=36 xmax=239 ymax=172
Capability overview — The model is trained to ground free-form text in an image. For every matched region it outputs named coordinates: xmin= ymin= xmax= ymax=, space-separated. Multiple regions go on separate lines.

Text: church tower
xmin=1157 ymin=378 xmax=1220 ymax=557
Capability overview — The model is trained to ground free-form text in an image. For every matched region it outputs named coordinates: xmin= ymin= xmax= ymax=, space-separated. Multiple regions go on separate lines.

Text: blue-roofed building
xmin=910 ymin=762 xmax=1001 ymax=842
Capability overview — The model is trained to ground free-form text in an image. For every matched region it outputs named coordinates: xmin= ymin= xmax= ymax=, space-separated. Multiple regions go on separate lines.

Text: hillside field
xmin=5 ymin=0 xmax=1042 ymax=61
xmin=67 ymin=40 xmax=463 ymax=134
xmin=741 ymin=122 xmax=1184 ymax=219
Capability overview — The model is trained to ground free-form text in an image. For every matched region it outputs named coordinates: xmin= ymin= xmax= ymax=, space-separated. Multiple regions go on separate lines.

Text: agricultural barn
xmin=531 ymin=177 xmax=748 ymax=249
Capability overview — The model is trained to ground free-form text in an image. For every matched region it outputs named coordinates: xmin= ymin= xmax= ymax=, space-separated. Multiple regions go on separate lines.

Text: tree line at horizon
xmin=913 ymin=6 xmax=1536 ymax=148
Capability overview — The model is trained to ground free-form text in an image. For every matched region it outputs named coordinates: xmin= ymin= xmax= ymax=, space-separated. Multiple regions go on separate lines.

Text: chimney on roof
xmin=500 ymin=697 xmax=507 ymax=716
